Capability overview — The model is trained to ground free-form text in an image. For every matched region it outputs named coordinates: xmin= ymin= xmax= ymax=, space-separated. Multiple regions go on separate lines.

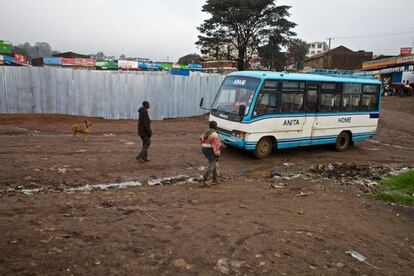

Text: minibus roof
xmin=228 ymin=71 xmax=381 ymax=85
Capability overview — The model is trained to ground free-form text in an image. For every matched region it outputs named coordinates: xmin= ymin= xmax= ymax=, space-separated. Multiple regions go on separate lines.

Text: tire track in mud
xmin=368 ymin=140 xmax=414 ymax=151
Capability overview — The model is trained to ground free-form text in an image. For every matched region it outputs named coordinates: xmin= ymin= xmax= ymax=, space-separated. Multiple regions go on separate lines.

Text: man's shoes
xmin=136 ymin=156 xmax=150 ymax=162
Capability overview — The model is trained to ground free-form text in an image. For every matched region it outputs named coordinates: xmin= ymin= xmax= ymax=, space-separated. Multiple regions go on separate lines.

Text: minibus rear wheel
xmin=335 ymin=132 xmax=350 ymax=152
xmin=254 ymin=137 xmax=273 ymax=159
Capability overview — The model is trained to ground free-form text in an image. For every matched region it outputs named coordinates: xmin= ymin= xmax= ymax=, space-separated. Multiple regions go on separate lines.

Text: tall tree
xmin=258 ymin=32 xmax=289 ymax=71
xmin=288 ymin=38 xmax=309 ymax=70
xmin=90 ymin=52 xmax=106 ymax=60
xmin=34 ymin=42 xmax=52 ymax=58
xmin=15 ymin=41 xmax=54 ymax=60
xmin=178 ymin=53 xmax=202 ymax=64
xmin=13 ymin=46 xmax=29 ymax=57
xmin=196 ymin=0 xmax=296 ymax=71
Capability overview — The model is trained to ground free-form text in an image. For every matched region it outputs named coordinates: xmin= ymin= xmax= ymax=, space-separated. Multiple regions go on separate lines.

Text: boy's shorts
xmin=202 ymin=147 xmax=216 ymax=161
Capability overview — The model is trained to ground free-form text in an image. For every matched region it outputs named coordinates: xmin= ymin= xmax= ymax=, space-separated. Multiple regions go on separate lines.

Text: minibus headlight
xmin=232 ymin=130 xmax=246 ymax=139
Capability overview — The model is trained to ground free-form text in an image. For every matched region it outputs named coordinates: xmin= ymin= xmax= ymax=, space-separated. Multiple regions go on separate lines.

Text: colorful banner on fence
xmin=188 ymin=64 xmax=203 ymax=70
xmin=61 ymin=58 xmax=95 ymax=67
xmin=43 ymin=57 xmax=61 ymax=65
xmin=118 ymin=60 xmax=139 ymax=70
xmin=96 ymin=60 xmax=118 ymax=70
xmin=400 ymin=47 xmax=412 ymax=56
xmin=0 ymin=40 xmax=12 ymax=55
xmin=14 ymin=54 xmax=27 ymax=64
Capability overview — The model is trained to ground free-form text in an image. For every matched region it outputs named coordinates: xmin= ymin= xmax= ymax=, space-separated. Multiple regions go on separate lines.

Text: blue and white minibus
xmin=202 ymin=70 xmax=381 ymax=158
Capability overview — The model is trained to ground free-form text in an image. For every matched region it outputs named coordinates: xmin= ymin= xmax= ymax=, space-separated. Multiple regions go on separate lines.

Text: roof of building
xmin=227 ymin=70 xmax=380 ymax=84
xmin=307 ymin=41 xmax=328 ymax=45
xmin=305 ymin=46 xmax=353 ymax=61
xmin=52 ymin=52 xmax=90 ymax=58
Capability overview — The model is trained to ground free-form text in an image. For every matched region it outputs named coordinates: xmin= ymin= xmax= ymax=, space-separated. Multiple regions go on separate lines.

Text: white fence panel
xmin=0 ymin=67 xmax=225 ymax=120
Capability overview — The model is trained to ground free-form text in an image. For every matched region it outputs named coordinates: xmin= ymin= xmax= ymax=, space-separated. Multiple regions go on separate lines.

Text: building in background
xmin=201 ymin=60 xmax=237 ymax=73
xmin=304 ymin=46 xmax=372 ymax=70
xmin=361 ymin=52 xmax=414 ymax=86
xmin=31 ymin=52 xmax=94 ymax=68
xmin=200 ymin=40 xmax=260 ymax=71
xmin=127 ymin=57 xmax=152 ymax=63
xmin=307 ymin=42 xmax=329 ymax=57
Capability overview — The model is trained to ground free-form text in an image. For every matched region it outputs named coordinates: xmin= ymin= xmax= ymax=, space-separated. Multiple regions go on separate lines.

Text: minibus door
xmin=304 ymin=83 xmax=320 ymax=145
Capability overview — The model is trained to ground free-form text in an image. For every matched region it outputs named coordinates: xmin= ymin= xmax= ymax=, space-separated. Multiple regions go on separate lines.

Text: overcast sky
xmin=1 ymin=0 xmax=414 ymax=61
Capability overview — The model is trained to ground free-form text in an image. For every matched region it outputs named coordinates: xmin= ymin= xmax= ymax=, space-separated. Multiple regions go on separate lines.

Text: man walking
xmin=136 ymin=101 xmax=152 ymax=161
xmin=199 ymin=121 xmax=221 ymax=186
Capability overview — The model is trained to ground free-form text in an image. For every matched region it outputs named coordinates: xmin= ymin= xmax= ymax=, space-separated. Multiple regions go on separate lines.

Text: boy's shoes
xmin=200 ymin=182 xmax=211 ymax=188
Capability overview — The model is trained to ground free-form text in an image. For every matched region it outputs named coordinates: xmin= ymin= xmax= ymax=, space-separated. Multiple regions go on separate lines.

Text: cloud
xmin=1 ymin=0 xmax=413 ymax=61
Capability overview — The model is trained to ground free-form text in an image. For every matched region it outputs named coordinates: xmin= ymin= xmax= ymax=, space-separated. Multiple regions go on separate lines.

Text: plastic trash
xmin=346 ymin=250 xmax=366 ymax=262
xmin=271 ymin=171 xmax=282 ymax=178
xmin=106 ymin=184 xmax=119 ymax=189
xmin=20 ymin=190 xmax=31 ymax=195
xmin=346 ymin=250 xmax=379 ymax=269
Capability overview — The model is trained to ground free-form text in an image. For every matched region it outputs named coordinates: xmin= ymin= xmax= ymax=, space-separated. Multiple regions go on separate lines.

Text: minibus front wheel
xmin=254 ymin=137 xmax=273 ymax=159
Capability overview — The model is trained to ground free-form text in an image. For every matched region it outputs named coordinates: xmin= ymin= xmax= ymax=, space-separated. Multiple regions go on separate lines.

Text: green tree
xmin=90 ymin=52 xmax=106 ymax=60
xmin=13 ymin=46 xmax=29 ymax=57
xmin=196 ymin=0 xmax=296 ymax=71
xmin=178 ymin=53 xmax=202 ymax=65
xmin=258 ymin=32 xmax=289 ymax=71
xmin=15 ymin=41 xmax=55 ymax=60
xmin=34 ymin=42 xmax=52 ymax=58
xmin=288 ymin=38 xmax=309 ymax=70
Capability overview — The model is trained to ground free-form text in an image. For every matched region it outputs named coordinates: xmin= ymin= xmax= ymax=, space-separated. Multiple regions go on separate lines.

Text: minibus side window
xmin=306 ymin=83 xmax=319 ymax=112
xmin=361 ymin=84 xmax=379 ymax=111
xmin=319 ymin=82 xmax=341 ymax=112
xmin=253 ymin=80 xmax=279 ymax=116
xmin=280 ymin=81 xmax=305 ymax=113
xmin=342 ymin=83 xmax=362 ymax=111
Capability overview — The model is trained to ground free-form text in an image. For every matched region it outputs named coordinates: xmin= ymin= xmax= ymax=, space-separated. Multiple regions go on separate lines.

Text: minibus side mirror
xmin=238 ymin=104 xmax=246 ymax=119
xmin=199 ymin=97 xmax=204 ymax=108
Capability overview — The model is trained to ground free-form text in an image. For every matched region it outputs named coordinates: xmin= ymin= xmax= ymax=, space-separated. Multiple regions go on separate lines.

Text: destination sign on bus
xmin=233 ymin=79 xmax=246 ymax=86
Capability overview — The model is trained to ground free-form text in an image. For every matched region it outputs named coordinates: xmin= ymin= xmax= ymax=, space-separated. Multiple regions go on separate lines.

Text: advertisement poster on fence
xmin=118 ymin=60 xmax=139 ymax=70
xmin=14 ymin=54 xmax=27 ymax=64
xmin=400 ymin=47 xmax=413 ymax=56
xmin=61 ymin=58 xmax=77 ymax=66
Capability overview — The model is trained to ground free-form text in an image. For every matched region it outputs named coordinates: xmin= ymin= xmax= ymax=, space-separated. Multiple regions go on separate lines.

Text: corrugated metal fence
xmin=0 ymin=66 xmax=225 ymax=120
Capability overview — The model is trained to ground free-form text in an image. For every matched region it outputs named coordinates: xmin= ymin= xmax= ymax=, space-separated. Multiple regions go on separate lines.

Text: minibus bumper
xmin=218 ymin=132 xmax=246 ymax=149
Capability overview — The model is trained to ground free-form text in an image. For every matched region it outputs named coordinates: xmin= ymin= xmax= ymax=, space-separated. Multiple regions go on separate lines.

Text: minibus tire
xmin=254 ymin=137 xmax=272 ymax=159
xmin=335 ymin=132 xmax=350 ymax=152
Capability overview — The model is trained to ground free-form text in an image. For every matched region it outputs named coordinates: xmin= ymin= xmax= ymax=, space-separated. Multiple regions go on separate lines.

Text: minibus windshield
xmin=212 ymin=76 xmax=260 ymax=115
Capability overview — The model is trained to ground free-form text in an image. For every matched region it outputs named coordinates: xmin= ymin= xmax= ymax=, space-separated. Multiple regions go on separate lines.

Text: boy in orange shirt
xmin=199 ymin=121 xmax=221 ymax=186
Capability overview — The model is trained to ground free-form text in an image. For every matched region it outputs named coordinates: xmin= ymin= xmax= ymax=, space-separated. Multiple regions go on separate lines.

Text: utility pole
xmin=327 ymin=37 xmax=333 ymax=50
xmin=411 ymin=37 xmax=414 ymax=54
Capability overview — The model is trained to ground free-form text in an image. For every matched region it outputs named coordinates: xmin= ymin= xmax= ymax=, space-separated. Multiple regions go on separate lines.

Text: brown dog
xmin=72 ymin=120 xmax=92 ymax=142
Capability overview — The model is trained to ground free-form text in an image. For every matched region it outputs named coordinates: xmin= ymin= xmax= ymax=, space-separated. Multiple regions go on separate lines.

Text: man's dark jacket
xmin=138 ymin=106 xmax=152 ymax=137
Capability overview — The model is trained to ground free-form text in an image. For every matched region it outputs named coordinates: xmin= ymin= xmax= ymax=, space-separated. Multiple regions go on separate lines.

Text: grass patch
xmin=373 ymin=170 xmax=414 ymax=207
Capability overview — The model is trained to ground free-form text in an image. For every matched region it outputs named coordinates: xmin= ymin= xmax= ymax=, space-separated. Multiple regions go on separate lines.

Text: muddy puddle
xmin=2 ymin=175 xmax=204 ymax=196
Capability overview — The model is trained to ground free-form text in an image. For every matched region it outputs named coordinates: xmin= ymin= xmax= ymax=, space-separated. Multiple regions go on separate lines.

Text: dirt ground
xmin=1 ymin=96 xmax=414 ymax=275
